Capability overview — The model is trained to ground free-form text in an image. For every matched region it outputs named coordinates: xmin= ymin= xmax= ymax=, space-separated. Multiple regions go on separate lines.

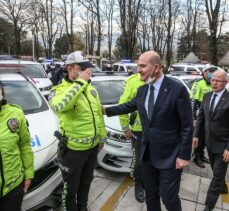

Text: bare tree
xmin=137 ymin=2 xmax=151 ymax=53
xmin=79 ymin=0 xmax=103 ymax=56
xmin=164 ymin=0 xmax=180 ymax=67
xmin=204 ymin=0 xmax=223 ymax=65
xmin=0 ymin=0 xmax=30 ymax=55
xmin=59 ymin=0 xmax=76 ymax=52
xmin=117 ymin=0 xmax=143 ymax=58
xmin=34 ymin=0 xmax=59 ymax=57
xmin=101 ymin=0 xmax=115 ymax=59
xmin=27 ymin=2 xmax=43 ymax=59
xmin=180 ymin=0 xmax=204 ymax=54
xmin=147 ymin=0 xmax=167 ymax=58
xmin=79 ymin=7 xmax=97 ymax=55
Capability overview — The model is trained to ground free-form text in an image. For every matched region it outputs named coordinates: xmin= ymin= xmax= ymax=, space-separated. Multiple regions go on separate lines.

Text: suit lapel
xmin=154 ymin=77 xmax=170 ymax=109
xmin=212 ymin=90 xmax=228 ymax=119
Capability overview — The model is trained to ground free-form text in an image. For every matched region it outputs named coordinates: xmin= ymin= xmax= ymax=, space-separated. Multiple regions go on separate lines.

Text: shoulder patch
xmin=7 ymin=118 xmax=19 ymax=133
xmin=91 ymin=89 xmax=97 ymax=98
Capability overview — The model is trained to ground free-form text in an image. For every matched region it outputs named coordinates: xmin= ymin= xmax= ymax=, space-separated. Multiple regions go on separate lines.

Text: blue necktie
xmin=148 ymin=85 xmax=154 ymax=120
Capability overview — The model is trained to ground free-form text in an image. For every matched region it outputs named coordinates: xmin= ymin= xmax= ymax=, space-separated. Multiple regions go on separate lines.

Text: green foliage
xmin=177 ymin=30 xmax=210 ymax=62
xmin=113 ymin=35 xmax=141 ymax=59
xmin=0 ymin=18 xmax=14 ymax=54
xmin=54 ymin=33 xmax=85 ymax=57
xmin=217 ymin=32 xmax=229 ymax=59
xmin=177 ymin=30 xmax=229 ymax=63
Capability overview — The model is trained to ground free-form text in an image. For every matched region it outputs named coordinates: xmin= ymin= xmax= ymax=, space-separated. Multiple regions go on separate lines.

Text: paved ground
xmin=54 ymin=159 xmax=229 ymax=211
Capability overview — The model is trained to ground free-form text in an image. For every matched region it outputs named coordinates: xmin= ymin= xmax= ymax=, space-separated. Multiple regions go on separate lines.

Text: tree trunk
xmin=166 ymin=0 xmax=172 ymax=68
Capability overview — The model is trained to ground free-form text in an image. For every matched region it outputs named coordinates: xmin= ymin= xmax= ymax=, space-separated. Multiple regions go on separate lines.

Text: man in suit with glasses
xmin=193 ymin=69 xmax=229 ymax=211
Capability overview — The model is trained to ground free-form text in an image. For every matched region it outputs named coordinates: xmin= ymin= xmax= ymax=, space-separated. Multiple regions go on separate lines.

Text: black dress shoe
xmin=135 ymin=183 xmax=145 ymax=203
xmin=203 ymin=206 xmax=212 ymax=211
xmin=201 ymin=155 xmax=210 ymax=163
xmin=78 ymin=206 xmax=88 ymax=211
xmin=193 ymin=157 xmax=205 ymax=168
xmin=221 ymin=183 xmax=228 ymax=194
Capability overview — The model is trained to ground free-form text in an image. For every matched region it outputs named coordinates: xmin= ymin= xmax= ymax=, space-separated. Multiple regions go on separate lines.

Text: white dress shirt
xmin=145 ymin=74 xmax=164 ymax=116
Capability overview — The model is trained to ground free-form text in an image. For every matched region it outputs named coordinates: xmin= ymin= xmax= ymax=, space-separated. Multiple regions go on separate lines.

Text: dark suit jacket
xmin=106 ymin=76 xmax=193 ymax=169
xmin=194 ymin=90 xmax=229 ymax=154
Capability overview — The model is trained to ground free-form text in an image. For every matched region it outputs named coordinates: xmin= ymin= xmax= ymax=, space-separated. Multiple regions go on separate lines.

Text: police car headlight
xmin=107 ymin=131 xmax=130 ymax=143
xmin=43 ymin=84 xmax=53 ymax=91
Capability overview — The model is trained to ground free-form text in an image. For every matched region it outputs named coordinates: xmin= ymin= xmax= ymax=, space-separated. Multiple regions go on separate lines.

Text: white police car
xmin=0 ymin=60 xmax=53 ymax=98
xmin=93 ymin=73 xmax=201 ymax=173
xmin=168 ymin=63 xmax=205 ymax=75
xmin=167 ymin=74 xmax=202 ymax=93
xmin=91 ymin=73 xmax=132 ymax=172
xmin=112 ymin=60 xmax=138 ymax=73
xmin=0 ymin=73 xmax=61 ymax=210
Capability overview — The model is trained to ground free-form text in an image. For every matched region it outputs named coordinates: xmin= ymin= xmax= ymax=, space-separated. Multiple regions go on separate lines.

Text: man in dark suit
xmin=104 ymin=51 xmax=193 ymax=211
xmin=193 ymin=70 xmax=229 ymax=211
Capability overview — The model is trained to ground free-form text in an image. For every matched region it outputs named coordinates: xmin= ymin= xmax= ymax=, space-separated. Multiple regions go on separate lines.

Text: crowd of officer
xmin=1 ymin=47 xmax=228 ymax=211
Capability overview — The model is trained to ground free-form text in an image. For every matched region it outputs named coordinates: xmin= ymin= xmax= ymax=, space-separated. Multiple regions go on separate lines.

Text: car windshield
xmin=93 ymin=64 xmax=101 ymax=72
xmin=2 ymin=81 xmax=49 ymax=114
xmin=0 ymin=64 xmax=47 ymax=78
xmin=171 ymin=66 xmax=185 ymax=71
xmin=197 ymin=67 xmax=203 ymax=72
xmin=182 ymin=78 xmax=199 ymax=89
xmin=126 ymin=65 xmax=138 ymax=73
xmin=92 ymin=80 xmax=125 ymax=104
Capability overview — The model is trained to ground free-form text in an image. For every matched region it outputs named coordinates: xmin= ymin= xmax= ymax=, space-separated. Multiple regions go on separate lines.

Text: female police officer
xmin=0 ymin=83 xmax=34 ymax=210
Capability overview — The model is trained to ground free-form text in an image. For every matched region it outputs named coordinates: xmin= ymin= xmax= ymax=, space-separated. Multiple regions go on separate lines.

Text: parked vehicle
xmin=0 ymin=60 xmax=53 ymax=98
xmin=112 ymin=60 xmax=138 ymax=73
xmin=168 ymin=63 xmax=205 ymax=75
xmin=91 ymin=73 xmax=132 ymax=172
xmin=0 ymin=73 xmax=61 ymax=210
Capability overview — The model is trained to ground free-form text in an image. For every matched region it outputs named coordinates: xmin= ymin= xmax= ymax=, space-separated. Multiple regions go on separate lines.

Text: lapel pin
xmin=164 ymin=88 xmax=167 ymax=92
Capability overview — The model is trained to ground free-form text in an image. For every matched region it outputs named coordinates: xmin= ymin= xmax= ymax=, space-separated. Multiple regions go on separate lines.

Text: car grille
xmin=27 ymin=160 xmax=59 ymax=193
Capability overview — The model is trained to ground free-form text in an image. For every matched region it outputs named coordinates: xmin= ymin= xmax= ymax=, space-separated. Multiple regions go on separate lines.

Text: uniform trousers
xmin=0 ymin=182 xmax=24 ymax=211
xmin=131 ymin=131 xmax=143 ymax=184
xmin=60 ymin=145 xmax=98 ymax=211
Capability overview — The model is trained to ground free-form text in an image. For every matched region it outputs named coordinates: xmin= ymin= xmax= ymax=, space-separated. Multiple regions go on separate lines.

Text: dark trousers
xmin=0 ymin=182 xmax=24 ymax=211
xmin=142 ymin=146 xmax=182 ymax=211
xmin=131 ymin=131 xmax=143 ymax=184
xmin=60 ymin=145 xmax=98 ymax=211
xmin=205 ymin=148 xmax=228 ymax=209
xmin=193 ymin=128 xmax=206 ymax=157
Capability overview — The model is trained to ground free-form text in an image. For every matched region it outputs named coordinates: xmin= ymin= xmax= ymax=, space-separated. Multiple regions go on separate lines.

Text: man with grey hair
xmin=193 ymin=70 xmax=229 ymax=211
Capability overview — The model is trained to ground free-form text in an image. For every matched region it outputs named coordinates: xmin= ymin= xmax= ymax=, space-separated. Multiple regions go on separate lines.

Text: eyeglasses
xmin=210 ymin=79 xmax=226 ymax=83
